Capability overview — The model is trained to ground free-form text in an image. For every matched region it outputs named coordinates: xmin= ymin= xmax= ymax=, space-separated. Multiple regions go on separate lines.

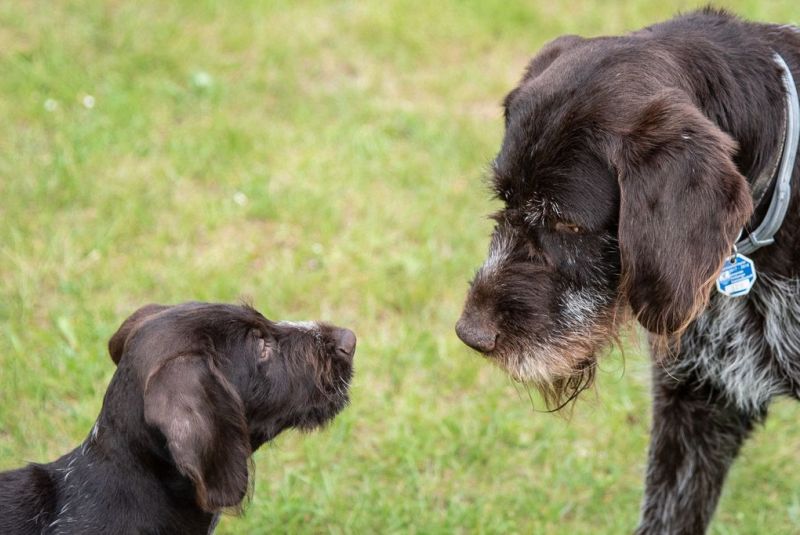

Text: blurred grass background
xmin=2 ymin=1 xmax=800 ymax=533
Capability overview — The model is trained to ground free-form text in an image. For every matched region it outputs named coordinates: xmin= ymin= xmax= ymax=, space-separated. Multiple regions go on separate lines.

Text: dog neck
xmin=748 ymin=93 xmax=787 ymax=213
xmin=678 ymin=37 xmax=800 ymax=273
xmin=733 ymin=53 xmax=800 ymax=255
xmin=29 ymin=419 xmax=219 ymax=535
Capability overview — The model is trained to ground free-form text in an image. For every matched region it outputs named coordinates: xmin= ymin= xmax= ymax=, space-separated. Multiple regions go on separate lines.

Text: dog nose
xmin=455 ymin=314 xmax=497 ymax=354
xmin=334 ymin=328 xmax=357 ymax=359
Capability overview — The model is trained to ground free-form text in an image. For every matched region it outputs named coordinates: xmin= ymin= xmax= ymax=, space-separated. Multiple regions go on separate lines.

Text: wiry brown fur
xmin=457 ymin=8 xmax=800 ymax=533
xmin=457 ymin=8 xmax=765 ymax=407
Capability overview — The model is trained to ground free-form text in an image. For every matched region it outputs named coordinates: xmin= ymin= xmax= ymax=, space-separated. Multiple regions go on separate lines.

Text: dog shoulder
xmin=0 ymin=464 xmax=58 ymax=534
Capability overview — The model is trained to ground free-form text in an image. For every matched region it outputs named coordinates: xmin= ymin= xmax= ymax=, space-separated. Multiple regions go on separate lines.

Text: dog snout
xmin=334 ymin=328 xmax=357 ymax=359
xmin=455 ymin=312 xmax=498 ymax=354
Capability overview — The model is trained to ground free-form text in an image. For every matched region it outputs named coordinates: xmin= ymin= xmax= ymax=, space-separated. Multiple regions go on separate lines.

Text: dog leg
xmin=635 ymin=365 xmax=763 ymax=535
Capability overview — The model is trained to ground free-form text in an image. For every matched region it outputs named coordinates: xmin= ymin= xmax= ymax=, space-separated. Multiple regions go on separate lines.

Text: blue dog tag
xmin=716 ymin=254 xmax=757 ymax=297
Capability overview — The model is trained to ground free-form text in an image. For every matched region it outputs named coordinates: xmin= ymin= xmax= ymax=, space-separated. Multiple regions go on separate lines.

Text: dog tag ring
xmin=716 ymin=254 xmax=757 ymax=297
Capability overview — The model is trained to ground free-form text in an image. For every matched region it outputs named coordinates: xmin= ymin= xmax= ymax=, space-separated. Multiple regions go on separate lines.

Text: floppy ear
xmin=143 ymin=355 xmax=251 ymax=512
xmin=108 ymin=304 xmax=170 ymax=365
xmin=615 ymin=90 xmax=752 ymax=335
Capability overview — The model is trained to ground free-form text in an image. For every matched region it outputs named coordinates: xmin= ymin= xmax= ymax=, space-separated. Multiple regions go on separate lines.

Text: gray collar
xmin=735 ymin=52 xmax=799 ymax=255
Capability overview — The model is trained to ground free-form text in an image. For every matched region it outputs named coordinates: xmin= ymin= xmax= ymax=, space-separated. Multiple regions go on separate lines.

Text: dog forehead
xmin=121 ymin=304 xmax=263 ymax=373
xmin=494 ymin=104 xmax=619 ymax=229
xmin=494 ymin=108 xmax=585 ymax=197
xmin=494 ymin=148 xmax=615 ymax=220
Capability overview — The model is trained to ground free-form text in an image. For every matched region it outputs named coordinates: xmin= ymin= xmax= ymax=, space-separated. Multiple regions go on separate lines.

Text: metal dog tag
xmin=716 ymin=254 xmax=757 ymax=297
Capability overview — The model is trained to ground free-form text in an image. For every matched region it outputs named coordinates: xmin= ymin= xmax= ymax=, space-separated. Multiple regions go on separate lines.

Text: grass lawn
xmin=2 ymin=1 xmax=799 ymax=533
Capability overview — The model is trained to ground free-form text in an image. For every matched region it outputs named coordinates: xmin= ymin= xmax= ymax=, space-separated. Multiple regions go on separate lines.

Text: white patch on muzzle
xmin=481 ymin=230 xmax=515 ymax=276
xmin=504 ymin=289 xmax=605 ymax=384
xmin=560 ymin=288 xmax=603 ymax=328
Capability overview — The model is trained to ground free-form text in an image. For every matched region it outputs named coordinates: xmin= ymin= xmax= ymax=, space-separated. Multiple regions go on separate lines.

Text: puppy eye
xmin=555 ymin=221 xmax=584 ymax=234
xmin=256 ymin=337 xmax=273 ymax=362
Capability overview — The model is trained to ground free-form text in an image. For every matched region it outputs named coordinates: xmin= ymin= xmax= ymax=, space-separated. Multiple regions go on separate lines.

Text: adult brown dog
xmin=456 ymin=8 xmax=800 ymax=534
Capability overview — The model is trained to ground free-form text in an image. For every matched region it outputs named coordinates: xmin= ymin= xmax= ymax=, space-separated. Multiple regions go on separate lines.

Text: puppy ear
xmin=615 ymin=90 xmax=752 ymax=335
xmin=143 ymin=355 xmax=251 ymax=512
xmin=108 ymin=304 xmax=170 ymax=365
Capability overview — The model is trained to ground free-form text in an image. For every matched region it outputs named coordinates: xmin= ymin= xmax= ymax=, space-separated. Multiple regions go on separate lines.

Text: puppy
xmin=0 ymin=302 xmax=356 ymax=534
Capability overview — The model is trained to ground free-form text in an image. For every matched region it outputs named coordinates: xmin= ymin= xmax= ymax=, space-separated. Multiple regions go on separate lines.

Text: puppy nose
xmin=334 ymin=328 xmax=357 ymax=359
xmin=455 ymin=314 xmax=497 ymax=354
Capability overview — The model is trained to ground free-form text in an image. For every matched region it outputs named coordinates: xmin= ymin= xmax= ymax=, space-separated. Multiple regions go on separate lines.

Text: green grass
xmin=1 ymin=1 xmax=799 ymax=533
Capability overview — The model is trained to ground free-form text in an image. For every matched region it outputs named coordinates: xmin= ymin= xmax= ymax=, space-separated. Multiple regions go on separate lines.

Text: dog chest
xmin=672 ymin=275 xmax=800 ymax=414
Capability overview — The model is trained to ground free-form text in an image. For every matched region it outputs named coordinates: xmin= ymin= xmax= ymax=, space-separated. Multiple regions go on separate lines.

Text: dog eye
xmin=256 ymin=337 xmax=273 ymax=362
xmin=555 ymin=221 xmax=583 ymax=234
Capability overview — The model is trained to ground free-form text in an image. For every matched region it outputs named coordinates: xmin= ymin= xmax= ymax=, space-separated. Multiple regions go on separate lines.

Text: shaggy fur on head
xmin=457 ymin=8 xmax=800 ymax=533
xmin=0 ymin=302 xmax=356 ymax=535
